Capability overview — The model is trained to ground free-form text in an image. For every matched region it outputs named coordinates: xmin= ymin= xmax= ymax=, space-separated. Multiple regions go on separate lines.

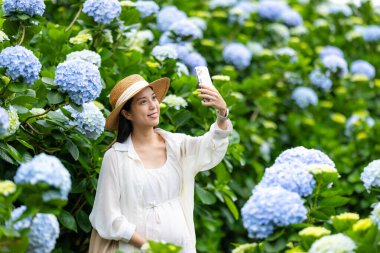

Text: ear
xmin=121 ymin=109 xmax=133 ymax=120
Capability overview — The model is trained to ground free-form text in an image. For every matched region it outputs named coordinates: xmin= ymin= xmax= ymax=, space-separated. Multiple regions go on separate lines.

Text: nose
xmin=148 ymin=98 xmax=156 ymax=109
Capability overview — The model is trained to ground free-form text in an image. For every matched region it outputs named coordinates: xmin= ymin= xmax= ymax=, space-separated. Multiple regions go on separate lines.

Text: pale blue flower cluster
xmin=371 ymin=202 xmax=380 ymax=227
xmin=135 ymin=1 xmax=159 ymax=18
xmin=156 ymin=6 xmax=187 ymax=32
xmin=329 ymin=4 xmax=353 ymax=16
xmin=55 ymin=59 xmax=102 ymax=105
xmin=164 ymin=43 xmax=193 ymax=59
xmin=152 ymin=45 xmax=178 ymax=61
xmin=209 ymin=0 xmax=238 ymax=9
xmin=319 ymin=45 xmax=344 ymax=60
xmin=284 ymin=72 xmax=302 ymax=85
xmin=268 ymin=23 xmax=290 ymax=42
xmin=354 ymin=25 xmax=380 ymax=42
xmin=176 ymin=62 xmax=189 ymax=76
xmin=257 ymin=1 xmax=289 ymax=21
xmin=222 ymin=43 xmax=252 ymax=70
xmin=241 ymin=186 xmax=307 ymax=239
xmin=66 ymin=49 xmax=101 ymax=68
xmin=345 ymin=114 xmax=375 ymax=136
xmin=189 ymin=17 xmax=207 ymax=31
xmin=83 ymin=0 xmax=121 ymax=24
xmin=291 ymin=87 xmax=318 ymax=108
xmin=0 ymin=45 xmax=42 ymax=86
xmin=3 ymin=0 xmax=45 ymax=16
xmin=309 ymin=69 xmax=333 ymax=91
xmin=182 ymin=52 xmax=207 ymax=72
xmin=168 ymin=19 xmax=203 ymax=40
xmin=309 ymin=233 xmax=356 ymax=253
xmin=274 ymin=47 xmax=298 ymax=63
xmin=14 ymin=153 xmax=72 ymax=200
xmin=322 ymin=55 xmax=348 ymax=77
xmin=350 ymin=60 xmax=376 ymax=79
xmin=11 ymin=206 xmax=60 ymax=253
xmin=228 ymin=1 xmax=256 ymax=24
xmin=360 ymin=160 xmax=380 ymax=192
xmin=280 ymin=9 xmax=303 ymax=27
xmin=0 ymin=107 xmax=9 ymax=134
xmin=275 ymin=146 xmax=335 ymax=170
xmin=259 ymin=164 xmax=315 ymax=197
xmin=67 ymin=102 xmax=105 ymax=139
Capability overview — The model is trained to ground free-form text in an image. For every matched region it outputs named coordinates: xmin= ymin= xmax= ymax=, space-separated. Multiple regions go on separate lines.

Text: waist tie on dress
xmin=145 ymin=197 xmax=180 ymax=224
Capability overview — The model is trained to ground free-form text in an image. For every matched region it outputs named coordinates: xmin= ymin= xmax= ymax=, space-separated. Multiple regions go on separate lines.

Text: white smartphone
xmin=195 ymin=66 xmax=214 ymax=87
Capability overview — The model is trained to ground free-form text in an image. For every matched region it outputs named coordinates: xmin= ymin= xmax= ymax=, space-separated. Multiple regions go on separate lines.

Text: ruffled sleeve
xmin=89 ymin=149 xmax=136 ymax=242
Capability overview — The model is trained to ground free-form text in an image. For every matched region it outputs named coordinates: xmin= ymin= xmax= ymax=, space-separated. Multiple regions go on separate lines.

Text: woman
xmin=89 ymin=74 xmax=232 ymax=253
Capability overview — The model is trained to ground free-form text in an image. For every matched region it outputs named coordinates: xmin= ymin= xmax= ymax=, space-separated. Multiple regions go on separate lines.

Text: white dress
xmin=141 ymin=160 xmax=193 ymax=252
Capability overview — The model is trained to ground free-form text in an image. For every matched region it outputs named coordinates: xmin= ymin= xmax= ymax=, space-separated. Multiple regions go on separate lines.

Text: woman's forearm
xmin=129 ymin=231 xmax=147 ymax=248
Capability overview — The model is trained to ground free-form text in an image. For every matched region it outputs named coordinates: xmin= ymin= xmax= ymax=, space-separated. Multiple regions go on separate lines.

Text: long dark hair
xmin=116 ymin=98 xmax=133 ymax=143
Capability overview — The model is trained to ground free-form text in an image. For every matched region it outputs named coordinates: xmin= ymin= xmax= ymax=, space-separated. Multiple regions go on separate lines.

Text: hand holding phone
xmin=195 ymin=66 xmax=214 ymax=87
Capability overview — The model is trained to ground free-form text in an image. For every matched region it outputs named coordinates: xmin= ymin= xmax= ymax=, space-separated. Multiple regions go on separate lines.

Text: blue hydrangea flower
xmin=309 ymin=69 xmax=333 ymax=91
xmin=11 ymin=206 xmax=60 ymax=253
xmin=329 ymin=4 xmax=353 ymax=16
xmin=345 ymin=114 xmax=375 ymax=136
xmin=135 ymin=1 xmax=159 ymax=18
xmin=14 ymin=153 xmax=72 ymax=201
xmin=241 ymin=186 xmax=307 ymax=239
xmin=0 ymin=45 xmax=42 ymax=86
xmin=168 ymin=19 xmax=203 ymax=40
xmin=257 ymin=1 xmax=289 ymax=21
xmin=291 ymin=87 xmax=318 ymax=108
xmin=66 ymin=102 xmax=105 ymax=139
xmin=66 ymin=49 xmax=101 ymax=68
xmin=83 ymin=0 xmax=121 ymax=24
xmin=0 ymin=107 xmax=9 ymax=134
xmin=209 ymin=0 xmax=238 ymax=9
xmin=371 ymin=202 xmax=380 ymax=227
xmin=309 ymin=233 xmax=356 ymax=253
xmin=163 ymin=43 xmax=193 ymax=60
xmin=275 ymin=146 xmax=336 ymax=171
xmin=55 ymin=59 xmax=102 ymax=105
xmin=0 ymin=106 xmax=20 ymax=139
xmin=3 ymin=0 xmax=45 ymax=16
xmin=228 ymin=2 xmax=256 ymax=24
xmin=157 ymin=6 xmax=187 ymax=32
xmin=189 ymin=17 xmax=207 ymax=31
xmin=361 ymin=160 xmax=380 ymax=192
xmin=322 ymin=55 xmax=348 ymax=77
xmin=280 ymin=9 xmax=303 ymax=27
xmin=152 ymin=45 xmax=178 ymax=61
xmin=319 ymin=45 xmax=344 ymax=60
xmin=259 ymin=164 xmax=315 ymax=197
xmin=274 ymin=47 xmax=298 ymax=63
xmin=182 ymin=52 xmax=207 ymax=73
xmin=350 ymin=60 xmax=375 ymax=79
xmin=223 ymin=43 xmax=252 ymax=70
xmin=354 ymin=25 xmax=380 ymax=42
xmin=176 ymin=62 xmax=189 ymax=77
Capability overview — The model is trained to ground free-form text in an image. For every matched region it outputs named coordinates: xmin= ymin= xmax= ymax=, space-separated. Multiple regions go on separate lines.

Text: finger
xmin=201 ymin=100 xmax=214 ymax=107
xmin=198 ymin=94 xmax=216 ymax=101
xmin=197 ymin=88 xmax=219 ymax=97
xmin=198 ymin=84 xmax=218 ymax=92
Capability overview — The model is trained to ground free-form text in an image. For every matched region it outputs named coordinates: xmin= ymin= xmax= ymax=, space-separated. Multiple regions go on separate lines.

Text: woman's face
xmin=122 ymin=86 xmax=160 ymax=128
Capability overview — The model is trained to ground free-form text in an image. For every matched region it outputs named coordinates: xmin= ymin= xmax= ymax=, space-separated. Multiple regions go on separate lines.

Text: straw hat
xmin=105 ymin=74 xmax=170 ymax=131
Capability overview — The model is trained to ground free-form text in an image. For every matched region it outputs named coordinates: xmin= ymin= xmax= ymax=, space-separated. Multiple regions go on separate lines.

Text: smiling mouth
xmin=148 ymin=112 xmax=158 ymax=117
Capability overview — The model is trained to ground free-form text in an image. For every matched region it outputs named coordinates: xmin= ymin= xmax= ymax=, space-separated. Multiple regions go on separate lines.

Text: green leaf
xmin=11 ymin=95 xmax=37 ymax=105
xmin=5 ymin=144 xmax=23 ymax=163
xmin=8 ymin=82 xmax=28 ymax=92
xmin=58 ymin=209 xmax=77 ymax=232
xmin=223 ymin=195 xmax=239 ymax=220
xmin=76 ymin=209 xmax=92 ymax=233
xmin=195 ymin=185 xmax=217 ymax=205
xmin=318 ymin=196 xmax=350 ymax=208
xmin=41 ymin=77 xmax=55 ymax=85
xmin=47 ymin=91 xmax=64 ymax=105
xmin=16 ymin=139 xmax=34 ymax=151
xmin=0 ymin=148 xmax=15 ymax=164
xmin=65 ymin=139 xmax=79 ymax=160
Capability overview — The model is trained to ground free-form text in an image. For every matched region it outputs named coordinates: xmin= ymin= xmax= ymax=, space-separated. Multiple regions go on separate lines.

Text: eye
xmin=139 ymin=99 xmax=147 ymax=105
xmin=152 ymin=95 xmax=157 ymax=100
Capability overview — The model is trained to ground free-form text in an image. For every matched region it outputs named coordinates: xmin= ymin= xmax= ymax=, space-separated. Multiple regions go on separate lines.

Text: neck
xmin=131 ymin=126 xmax=157 ymax=146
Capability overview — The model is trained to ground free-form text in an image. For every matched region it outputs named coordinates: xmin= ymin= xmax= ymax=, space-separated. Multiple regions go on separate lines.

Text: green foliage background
xmin=1 ymin=0 xmax=380 ymax=252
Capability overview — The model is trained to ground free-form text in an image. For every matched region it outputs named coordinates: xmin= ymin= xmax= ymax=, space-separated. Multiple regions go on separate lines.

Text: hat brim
xmin=105 ymin=77 xmax=170 ymax=131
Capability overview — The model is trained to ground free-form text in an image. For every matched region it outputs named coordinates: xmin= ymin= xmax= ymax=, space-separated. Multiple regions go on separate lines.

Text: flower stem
xmin=17 ymin=24 xmax=26 ymax=45
xmin=65 ymin=5 xmax=83 ymax=32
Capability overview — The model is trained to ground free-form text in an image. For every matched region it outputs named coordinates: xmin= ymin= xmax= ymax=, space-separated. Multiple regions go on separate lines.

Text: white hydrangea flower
xmin=163 ymin=95 xmax=188 ymax=110
xmin=0 ymin=31 xmax=9 ymax=43
xmin=309 ymin=233 xmax=356 ymax=253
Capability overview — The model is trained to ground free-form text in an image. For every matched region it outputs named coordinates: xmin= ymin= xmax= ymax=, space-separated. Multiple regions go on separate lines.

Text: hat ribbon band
xmin=115 ymin=80 xmax=150 ymax=108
